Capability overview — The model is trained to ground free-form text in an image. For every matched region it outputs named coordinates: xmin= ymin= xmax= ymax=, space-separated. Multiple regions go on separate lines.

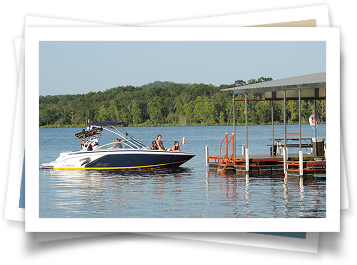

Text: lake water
xmin=39 ymin=124 xmax=326 ymax=218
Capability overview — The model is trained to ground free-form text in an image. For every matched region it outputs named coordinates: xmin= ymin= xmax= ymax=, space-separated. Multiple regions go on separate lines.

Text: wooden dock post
xmin=299 ymin=151 xmax=303 ymax=176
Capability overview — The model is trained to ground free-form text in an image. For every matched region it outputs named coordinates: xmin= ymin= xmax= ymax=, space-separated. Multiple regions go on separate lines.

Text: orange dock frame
xmin=207 ymin=133 xmax=326 ymax=175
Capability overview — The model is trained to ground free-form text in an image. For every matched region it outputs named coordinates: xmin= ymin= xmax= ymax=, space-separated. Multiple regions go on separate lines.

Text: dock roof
xmin=222 ymin=72 xmax=326 ymax=94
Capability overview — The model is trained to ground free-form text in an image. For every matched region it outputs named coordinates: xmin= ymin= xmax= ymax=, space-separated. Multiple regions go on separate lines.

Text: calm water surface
xmin=39 ymin=124 xmax=326 ymax=218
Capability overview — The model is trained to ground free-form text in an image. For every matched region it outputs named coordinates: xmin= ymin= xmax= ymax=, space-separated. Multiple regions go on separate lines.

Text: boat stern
xmin=40 ymin=161 xmax=56 ymax=169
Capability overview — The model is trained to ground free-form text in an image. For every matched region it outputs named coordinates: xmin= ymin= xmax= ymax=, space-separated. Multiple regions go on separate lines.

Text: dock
xmin=208 ymin=73 xmax=326 ymax=176
xmin=205 ymin=130 xmax=326 ymax=176
xmin=207 ymin=153 xmax=326 ymax=175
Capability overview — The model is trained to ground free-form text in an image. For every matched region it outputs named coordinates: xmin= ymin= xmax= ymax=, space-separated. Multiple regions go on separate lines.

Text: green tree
xmin=165 ymin=112 xmax=177 ymax=124
xmin=319 ymin=100 xmax=326 ymax=122
xmin=212 ymin=92 xmax=228 ymax=124
xmin=183 ymin=100 xmax=196 ymax=125
xmin=193 ymin=96 xmax=205 ymax=124
xmin=38 ymin=77 xmax=324 ymax=127
xmin=119 ymin=107 xmax=132 ymax=125
xmin=70 ymin=111 xmax=75 ymax=125
xmin=98 ymin=104 xmax=109 ymax=121
xmin=39 ymin=108 xmax=53 ymax=126
xmin=192 ymin=96 xmax=217 ymax=125
xmin=131 ymin=99 xmax=143 ymax=125
xmin=147 ymin=96 xmax=164 ymax=125
xmin=286 ymin=100 xmax=298 ymax=123
xmin=107 ymin=105 xmax=119 ymax=121
xmin=175 ymin=97 xmax=189 ymax=125
xmin=234 ymin=79 xmax=247 ymax=86
xmin=255 ymin=100 xmax=271 ymax=124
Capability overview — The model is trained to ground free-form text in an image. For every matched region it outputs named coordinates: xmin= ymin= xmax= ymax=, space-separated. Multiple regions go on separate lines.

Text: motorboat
xmin=41 ymin=121 xmax=195 ymax=170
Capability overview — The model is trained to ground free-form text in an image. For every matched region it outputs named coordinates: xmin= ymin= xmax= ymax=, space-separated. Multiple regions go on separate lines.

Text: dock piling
xmin=284 ymin=148 xmax=286 ymax=172
xmin=299 ymin=151 xmax=303 ymax=176
xmin=246 ymin=148 xmax=249 ymax=171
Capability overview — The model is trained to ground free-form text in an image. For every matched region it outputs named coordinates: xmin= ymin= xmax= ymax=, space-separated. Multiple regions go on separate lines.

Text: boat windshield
xmin=95 ymin=140 xmax=145 ymax=151
xmin=76 ymin=122 xmax=148 ymax=151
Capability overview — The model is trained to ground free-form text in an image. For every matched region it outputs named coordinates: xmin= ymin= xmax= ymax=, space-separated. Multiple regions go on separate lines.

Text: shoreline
xmin=39 ymin=121 xmax=325 ymax=129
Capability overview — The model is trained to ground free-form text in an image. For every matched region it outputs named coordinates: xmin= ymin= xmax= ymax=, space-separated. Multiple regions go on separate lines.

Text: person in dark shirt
xmin=151 ymin=141 xmax=159 ymax=150
xmin=156 ymin=134 xmax=165 ymax=151
xmin=170 ymin=141 xmax=181 ymax=152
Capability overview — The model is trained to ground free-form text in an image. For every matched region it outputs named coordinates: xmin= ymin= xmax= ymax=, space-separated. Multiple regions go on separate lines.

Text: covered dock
xmin=206 ymin=72 xmax=326 ymax=176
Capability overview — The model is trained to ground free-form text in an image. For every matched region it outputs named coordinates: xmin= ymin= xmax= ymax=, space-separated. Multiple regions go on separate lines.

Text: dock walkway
xmin=207 ymin=153 xmax=325 ymax=175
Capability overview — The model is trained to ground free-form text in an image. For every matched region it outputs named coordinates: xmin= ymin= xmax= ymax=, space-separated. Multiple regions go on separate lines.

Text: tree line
xmin=39 ymin=78 xmax=326 ymax=128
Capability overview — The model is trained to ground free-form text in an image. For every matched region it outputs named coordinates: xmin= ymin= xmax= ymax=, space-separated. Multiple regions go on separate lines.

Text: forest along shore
xmin=40 ymin=80 xmax=326 ymax=128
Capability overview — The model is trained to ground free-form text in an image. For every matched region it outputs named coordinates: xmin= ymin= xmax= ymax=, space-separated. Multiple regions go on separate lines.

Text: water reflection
xmin=40 ymin=167 xmax=325 ymax=218
xmin=41 ymin=168 xmax=193 ymax=218
xmin=202 ymin=171 xmax=325 ymax=218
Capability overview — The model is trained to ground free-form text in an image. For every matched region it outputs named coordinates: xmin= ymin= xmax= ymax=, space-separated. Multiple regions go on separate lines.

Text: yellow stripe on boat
xmin=53 ymin=160 xmax=187 ymax=170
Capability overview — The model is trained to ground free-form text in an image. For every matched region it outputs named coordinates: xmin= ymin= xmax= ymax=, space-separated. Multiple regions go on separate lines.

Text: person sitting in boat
xmin=87 ymin=142 xmax=93 ymax=151
xmin=151 ymin=141 xmax=158 ymax=150
xmin=112 ymin=138 xmax=123 ymax=149
xmin=156 ymin=134 xmax=165 ymax=151
xmin=81 ymin=140 xmax=86 ymax=149
xmin=170 ymin=141 xmax=181 ymax=152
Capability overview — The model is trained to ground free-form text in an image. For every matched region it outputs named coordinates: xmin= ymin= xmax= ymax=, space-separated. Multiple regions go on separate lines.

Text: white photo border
xmin=25 ymin=26 xmax=340 ymax=232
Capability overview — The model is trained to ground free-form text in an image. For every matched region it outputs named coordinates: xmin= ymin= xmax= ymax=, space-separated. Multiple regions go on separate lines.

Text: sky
xmin=39 ymin=41 xmax=326 ymax=96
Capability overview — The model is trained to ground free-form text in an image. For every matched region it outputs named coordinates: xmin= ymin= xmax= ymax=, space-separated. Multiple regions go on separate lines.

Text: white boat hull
xmin=41 ymin=149 xmax=195 ymax=170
